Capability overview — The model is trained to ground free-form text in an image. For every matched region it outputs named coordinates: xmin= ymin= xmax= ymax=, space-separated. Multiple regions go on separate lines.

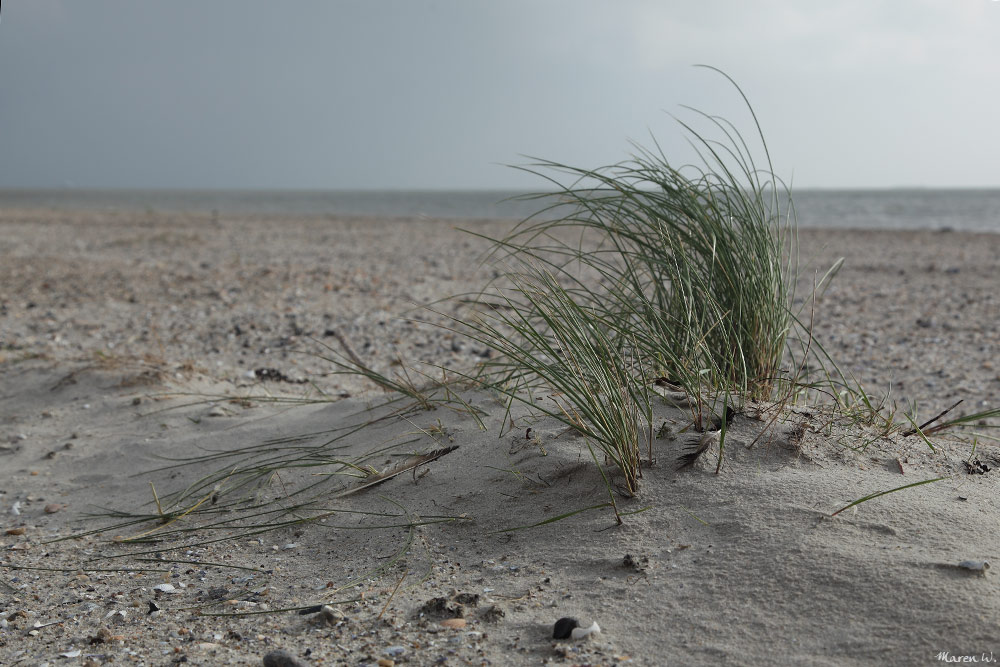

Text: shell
xmin=571 ymin=621 xmax=601 ymax=640
xmin=957 ymin=560 xmax=990 ymax=573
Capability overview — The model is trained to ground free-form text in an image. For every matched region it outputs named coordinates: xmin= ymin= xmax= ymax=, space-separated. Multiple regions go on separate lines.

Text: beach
xmin=1 ymin=208 xmax=998 ymax=665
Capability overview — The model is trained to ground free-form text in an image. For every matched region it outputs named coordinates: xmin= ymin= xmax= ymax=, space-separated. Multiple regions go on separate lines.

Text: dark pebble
xmin=262 ymin=649 xmax=307 ymax=667
xmin=553 ymin=617 xmax=579 ymax=640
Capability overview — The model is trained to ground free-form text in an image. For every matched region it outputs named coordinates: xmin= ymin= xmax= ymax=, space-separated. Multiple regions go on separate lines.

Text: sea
xmin=2 ymin=188 xmax=1000 ymax=233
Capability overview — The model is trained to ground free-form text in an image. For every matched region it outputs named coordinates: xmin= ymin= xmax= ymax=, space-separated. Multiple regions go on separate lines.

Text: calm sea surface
xmin=2 ymin=188 xmax=1000 ymax=232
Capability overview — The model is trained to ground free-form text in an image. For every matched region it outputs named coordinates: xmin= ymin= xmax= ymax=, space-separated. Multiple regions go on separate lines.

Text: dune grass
xmin=452 ymin=68 xmax=813 ymax=496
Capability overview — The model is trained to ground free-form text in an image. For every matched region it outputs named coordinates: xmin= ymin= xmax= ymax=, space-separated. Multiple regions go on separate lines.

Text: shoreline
xmin=2 ymin=186 xmax=1000 ymax=234
xmin=2 ymin=208 xmax=998 ymax=665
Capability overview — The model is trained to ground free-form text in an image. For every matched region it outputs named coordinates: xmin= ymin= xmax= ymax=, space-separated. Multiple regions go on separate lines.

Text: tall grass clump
xmin=459 ymin=70 xmax=801 ymax=493
xmin=483 ymin=73 xmax=794 ymax=398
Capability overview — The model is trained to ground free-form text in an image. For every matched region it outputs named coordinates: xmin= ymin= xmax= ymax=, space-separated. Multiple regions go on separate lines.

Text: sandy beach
xmin=1 ymin=208 xmax=998 ymax=665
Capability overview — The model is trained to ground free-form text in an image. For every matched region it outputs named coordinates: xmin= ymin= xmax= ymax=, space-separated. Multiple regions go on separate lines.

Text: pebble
xmin=957 ymin=560 xmax=990 ymax=574
xmin=553 ymin=617 xmax=601 ymax=640
xmin=152 ymin=583 xmax=176 ymax=593
xmin=384 ymin=645 xmax=406 ymax=657
xmin=553 ymin=617 xmax=578 ymax=640
xmin=262 ymin=649 xmax=307 ymax=667
xmin=319 ymin=605 xmax=345 ymax=625
xmin=440 ymin=618 xmax=467 ymax=629
xmin=44 ymin=503 xmax=62 ymax=514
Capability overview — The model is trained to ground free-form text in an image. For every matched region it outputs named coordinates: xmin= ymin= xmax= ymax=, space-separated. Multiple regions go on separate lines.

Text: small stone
xmin=5 ymin=526 xmax=26 ymax=535
xmin=384 ymin=645 xmax=406 ymax=657
xmin=319 ymin=605 xmax=344 ymax=625
xmin=262 ymin=649 xmax=307 ymax=667
xmin=206 ymin=586 xmax=230 ymax=600
xmin=91 ymin=626 xmax=113 ymax=643
xmin=480 ymin=604 xmax=505 ymax=623
xmin=440 ymin=618 xmax=467 ymax=629
xmin=553 ymin=617 xmax=579 ymax=640
xmin=44 ymin=503 xmax=62 ymax=514
xmin=152 ymin=583 xmax=175 ymax=593
xmin=378 ymin=660 xmax=395 ymax=667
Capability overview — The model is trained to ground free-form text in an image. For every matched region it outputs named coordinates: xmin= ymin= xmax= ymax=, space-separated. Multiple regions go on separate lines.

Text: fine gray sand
xmin=1 ymin=209 xmax=998 ymax=665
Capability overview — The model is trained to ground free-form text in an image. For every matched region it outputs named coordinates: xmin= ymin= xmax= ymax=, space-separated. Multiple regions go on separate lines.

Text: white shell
xmin=571 ymin=621 xmax=601 ymax=640
xmin=957 ymin=560 xmax=990 ymax=572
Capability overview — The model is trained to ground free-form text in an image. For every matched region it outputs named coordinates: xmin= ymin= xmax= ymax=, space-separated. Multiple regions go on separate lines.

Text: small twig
xmin=902 ymin=399 xmax=963 ymax=437
xmin=149 ymin=482 xmax=165 ymax=522
xmin=335 ymin=446 xmax=459 ymax=498
xmin=123 ymin=472 xmax=236 ymax=542
xmin=377 ymin=569 xmax=408 ymax=621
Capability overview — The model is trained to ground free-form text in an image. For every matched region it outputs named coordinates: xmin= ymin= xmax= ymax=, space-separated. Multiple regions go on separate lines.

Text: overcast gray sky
xmin=1 ymin=1 xmax=998 ymax=190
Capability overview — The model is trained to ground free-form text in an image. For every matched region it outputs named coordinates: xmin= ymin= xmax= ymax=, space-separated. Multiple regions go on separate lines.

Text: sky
xmin=1 ymin=1 xmax=998 ymax=190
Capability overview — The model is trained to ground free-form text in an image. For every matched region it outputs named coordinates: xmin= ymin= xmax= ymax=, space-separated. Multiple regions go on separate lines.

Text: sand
xmin=1 ymin=208 xmax=998 ymax=665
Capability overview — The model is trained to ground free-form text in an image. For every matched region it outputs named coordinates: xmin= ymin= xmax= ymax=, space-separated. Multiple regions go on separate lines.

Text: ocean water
xmin=2 ymin=188 xmax=1000 ymax=232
